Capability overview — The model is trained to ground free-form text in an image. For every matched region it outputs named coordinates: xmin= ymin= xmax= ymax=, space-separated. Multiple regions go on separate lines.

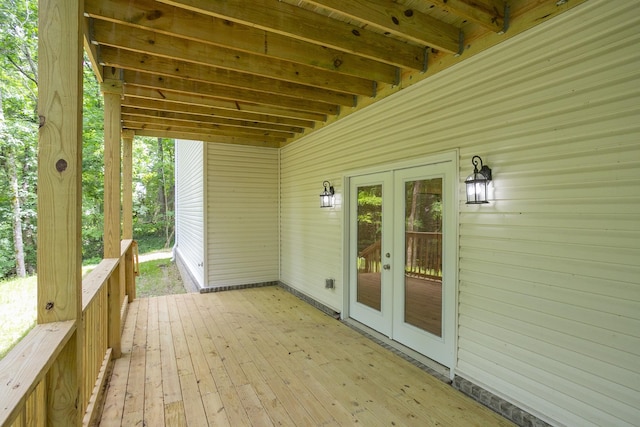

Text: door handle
xmin=383 ymin=264 xmax=391 ymax=270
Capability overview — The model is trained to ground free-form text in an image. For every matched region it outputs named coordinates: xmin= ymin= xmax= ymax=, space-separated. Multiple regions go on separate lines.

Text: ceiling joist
xmin=155 ymin=0 xmax=429 ymax=69
xmin=82 ymin=0 xmax=586 ymax=146
xmin=84 ymin=0 xmax=400 ymax=83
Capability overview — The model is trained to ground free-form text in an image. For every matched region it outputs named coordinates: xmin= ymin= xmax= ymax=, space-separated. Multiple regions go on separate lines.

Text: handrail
xmin=0 ymin=320 xmax=76 ymax=426
xmin=357 ymin=233 xmax=442 ymax=279
xmin=82 ymin=258 xmax=119 ymax=311
xmin=0 ymin=238 xmax=138 ymax=427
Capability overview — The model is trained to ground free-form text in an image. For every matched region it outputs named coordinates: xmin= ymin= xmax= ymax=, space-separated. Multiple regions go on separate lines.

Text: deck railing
xmin=0 ymin=240 xmax=138 ymax=427
xmin=358 ymin=232 xmax=442 ymax=279
xmin=405 ymin=231 xmax=442 ymax=280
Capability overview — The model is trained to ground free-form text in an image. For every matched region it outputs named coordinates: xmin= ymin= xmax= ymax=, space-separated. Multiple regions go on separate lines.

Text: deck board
xmin=100 ymin=286 xmax=513 ymax=426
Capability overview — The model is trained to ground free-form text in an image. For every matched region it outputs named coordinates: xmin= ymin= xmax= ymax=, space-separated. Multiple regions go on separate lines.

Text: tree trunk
xmin=157 ymin=138 xmax=170 ymax=247
xmin=8 ymin=150 xmax=26 ymax=277
xmin=0 ymin=90 xmax=27 ymax=277
xmin=406 ymin=180 xmax=421 ymax=273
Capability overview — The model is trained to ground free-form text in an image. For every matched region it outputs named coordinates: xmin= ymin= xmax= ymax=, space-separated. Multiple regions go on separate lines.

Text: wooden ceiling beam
xmin=123 ymin=85 xmax=327 ymax=123
xmin=100 ymin=46 xmax=356 ymax=107
xmin=84 ymin=0 xmax=399 ymax=83
xmin=122 ymin=116 xmax=296 ymax=139
xmin=91 ymin=19 xmax=375 ymax=97
xmin=429 ymin=0 xmax=506 ymax=32
xmin=121 ymin=97 xmax=315 ymax=129
xmin=303 ymin=0 xmax=460 ymax=53
xmin=123 ymin=120 xmax=289 ymax=142
xmin=156 ymin=0 xmax=427 ymax=70
xmin=83 ymin=18 xmax=103 ymax=82
xmin=121 ymin=106 xmax=305 ymax=134
xmin=132 ymin=129 xmax=282 ymax=149
xmin=122 ymin=71 xmax=339 ymax=116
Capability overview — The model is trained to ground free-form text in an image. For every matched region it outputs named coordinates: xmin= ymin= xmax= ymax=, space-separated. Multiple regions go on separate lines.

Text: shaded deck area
xmin=101 ymin=287 xmax=510 ymax=426
xmin=99 ymin=287 xmax=511 ymax=426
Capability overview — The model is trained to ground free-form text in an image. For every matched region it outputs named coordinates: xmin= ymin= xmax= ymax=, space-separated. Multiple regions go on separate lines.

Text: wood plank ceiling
xmin=84 ymin=0 xmax=585 ymax=148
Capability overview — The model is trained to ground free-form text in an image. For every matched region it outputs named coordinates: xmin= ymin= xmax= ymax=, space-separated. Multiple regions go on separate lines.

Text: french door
xmin=348 ymin=159 xmax=456 ymax=368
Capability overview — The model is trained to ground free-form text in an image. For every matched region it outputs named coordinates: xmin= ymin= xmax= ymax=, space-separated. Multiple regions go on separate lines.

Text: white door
xmin=348 ymin=160 xmax=457 ymax=368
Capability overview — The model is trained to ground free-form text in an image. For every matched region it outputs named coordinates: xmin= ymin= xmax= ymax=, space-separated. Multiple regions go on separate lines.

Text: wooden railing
xmin=0 ymin=240 xmax=138 ymax=427
xmin=358 ymin=239 xmax=382 ymax=273
xmin=358 ymin=232 xmax=442 ymax=279
xmin=405 ymin=231 xmax=442 ymax=280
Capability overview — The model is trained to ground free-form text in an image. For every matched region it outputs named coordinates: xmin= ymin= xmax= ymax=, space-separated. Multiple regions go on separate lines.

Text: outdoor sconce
xmin=465 ymin=156 xmax=492 ymax=204
xmin=320 ymin=181 xmax=335 ymax=208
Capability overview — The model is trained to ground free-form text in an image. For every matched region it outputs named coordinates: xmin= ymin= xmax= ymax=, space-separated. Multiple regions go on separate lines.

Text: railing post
xmin=125 ymin=244 xmax=137 ymax=301
xmin=37 ymin=0 xmax=84 ymax=424
xmin=102 ymin=67 xmax=123 ymax=358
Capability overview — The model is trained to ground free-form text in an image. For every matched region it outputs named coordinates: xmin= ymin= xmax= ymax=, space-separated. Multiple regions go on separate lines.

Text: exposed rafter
xmin=82 ymin=0 xmax=587 ymax=147
xmin=155 ymin=0 xmax=428 ymax=69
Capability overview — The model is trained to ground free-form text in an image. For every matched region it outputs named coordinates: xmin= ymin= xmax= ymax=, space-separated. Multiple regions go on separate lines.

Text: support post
xmin=122 ymin=129 xmax=134 ymax=240
xmin=102 ymin=68 xmax=123 ymax=358
xmin=102 ymin=69 xmax=123 ymax=259
xmin=122 ymin=130 xmax=136 ymax=301
xmin=37 ymin=0 xmax=83 ymax=425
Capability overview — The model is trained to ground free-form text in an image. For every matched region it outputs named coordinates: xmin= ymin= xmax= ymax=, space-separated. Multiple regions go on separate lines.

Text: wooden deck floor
xmin=99 ymin=286 xmax=512 ymax=426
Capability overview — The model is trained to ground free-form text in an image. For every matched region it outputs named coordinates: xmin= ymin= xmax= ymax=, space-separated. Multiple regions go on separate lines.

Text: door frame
xmin=341 ymin=150 xmax=459 ymax=370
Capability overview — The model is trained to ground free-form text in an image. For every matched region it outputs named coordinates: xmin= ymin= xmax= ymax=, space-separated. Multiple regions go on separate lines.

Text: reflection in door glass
xmin=356 ymin=185 xmax=382 ymax=311
xmin=404 ymin=178 xmax=443 ymax=336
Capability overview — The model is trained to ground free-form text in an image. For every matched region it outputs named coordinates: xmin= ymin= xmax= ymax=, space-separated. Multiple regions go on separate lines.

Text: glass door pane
xmin=356 ymin=184 xmax=383 ymax=311
xmin=404 ymin=178 xmax=443 ymax=336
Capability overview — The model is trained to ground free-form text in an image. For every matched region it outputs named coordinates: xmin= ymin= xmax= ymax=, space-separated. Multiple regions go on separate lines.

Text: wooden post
xmin=102 ymin=68 xmax=123 ymax=358
xmin=37 ymin=0 xmax=83 ymax=425
xmin=122 ymin=130 xmax=136 ymax=302
xmin=122 ymin=130 xmax=134 ymax=240
xmin=102 ymin=69 xmax=123 ymax=259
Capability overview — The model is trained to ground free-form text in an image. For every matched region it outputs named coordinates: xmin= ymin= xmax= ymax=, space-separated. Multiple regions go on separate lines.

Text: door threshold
xmin=343 ymin=318 xmax=451 ymax=384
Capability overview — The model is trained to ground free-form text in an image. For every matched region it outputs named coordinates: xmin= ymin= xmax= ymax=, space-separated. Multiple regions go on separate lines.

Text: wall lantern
xmin=320 ymin=181 xmax=335 ymax=208
xmin=465 ymin=156 xmax=492 ymax=204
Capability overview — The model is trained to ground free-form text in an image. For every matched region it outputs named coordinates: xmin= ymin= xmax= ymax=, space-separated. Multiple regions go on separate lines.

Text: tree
xmin=0 ymin=0 xmax=176 ymax=277
xmin=0 ymin=90 xmax=26 ymax=276
xmin=0 ymin=0 xmax=38 ymax=277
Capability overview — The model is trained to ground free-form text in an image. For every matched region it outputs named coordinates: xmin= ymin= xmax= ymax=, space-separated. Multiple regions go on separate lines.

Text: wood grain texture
xmin=0 ymin=321 xmax=75 ymax=426
xmin=158 ymin=0 xmax=426 ymax=70
xmin=121 ymin=132 xmax=134 ymax=240
xmin=36 ymin=0 xmax=84 ymax=424
xmin=84 ymin=0 xmax=398 ymax=83
xmin=305 ymin=0 xmax=460 ymax=52
xmin=100 ymin=288 xmax=513 ymax=426
xmin=92 ymin=20 xmax=375 ymax=97
xmin=102 ymin=80 xmax=122 ymax=259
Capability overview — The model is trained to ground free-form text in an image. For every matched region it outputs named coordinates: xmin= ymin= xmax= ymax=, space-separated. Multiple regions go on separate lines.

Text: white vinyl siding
xmin=206 ymin=143 xmax=279 ymax=287
xmin=174 ymin=138 xmax=205 ymax=288
xmin=279 ymin=1 xmax=640 ymax=426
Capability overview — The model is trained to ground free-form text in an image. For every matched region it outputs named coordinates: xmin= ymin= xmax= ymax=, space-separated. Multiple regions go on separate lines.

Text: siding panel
xmin=279 ymin=1 xmax=640 ymax=425
xmin=174 ymin=139 xmax=205 ymax=287
xmin=206 ymin=143 xmax=279 ymax=287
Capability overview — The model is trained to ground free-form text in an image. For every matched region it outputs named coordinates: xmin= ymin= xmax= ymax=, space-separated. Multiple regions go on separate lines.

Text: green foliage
xmin=136 ymin=235 xmax=171 ymax=254
xmin=135 ymin=257 xmax=185 ymax=299
xmin=0 ymin=274 xmax=37 ymax=360
xmin=356 ymin=185 xmax=383 ymax=252
xmin=132 ymin=137 xmax=175 ymax=248
xmin=0 ymin=0 xmax=39 ymax=277
xmin=0 ymin=1 xmax=176 ymax=279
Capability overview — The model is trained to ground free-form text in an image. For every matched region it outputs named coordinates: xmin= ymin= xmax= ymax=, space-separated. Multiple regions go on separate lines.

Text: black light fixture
xmin=465 ymin=156 xmax=492 ymax=204
xmin=320 ymin=181 xmax=335 ymax=208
